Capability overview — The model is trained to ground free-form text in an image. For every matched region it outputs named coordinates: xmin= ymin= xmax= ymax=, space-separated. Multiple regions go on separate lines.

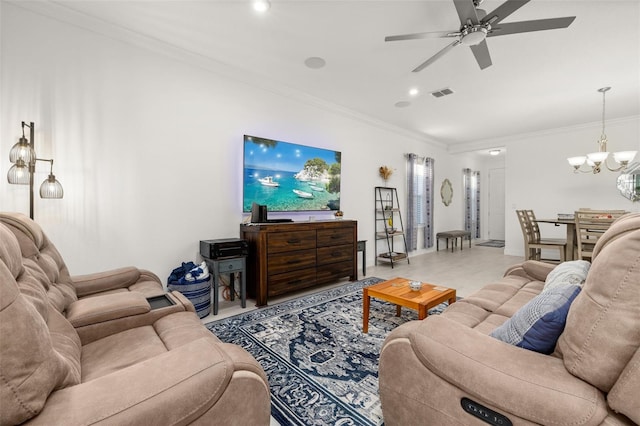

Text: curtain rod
xmin=405 ymin=153 xmax=426 ymax=161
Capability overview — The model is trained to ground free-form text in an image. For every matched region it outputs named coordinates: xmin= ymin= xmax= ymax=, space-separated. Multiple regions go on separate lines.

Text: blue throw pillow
xmin=490 ymin=284 xmax=581 ymax=354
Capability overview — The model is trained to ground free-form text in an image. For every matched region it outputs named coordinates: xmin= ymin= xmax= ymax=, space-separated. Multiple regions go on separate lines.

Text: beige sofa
xmin=0 ymin=215 xmax=271 ymax=425
xmin=379 ymin=212 xmax=640 ymax=425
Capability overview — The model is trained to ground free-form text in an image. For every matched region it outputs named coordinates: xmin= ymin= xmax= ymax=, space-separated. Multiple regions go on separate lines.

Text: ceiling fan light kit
xmin=568 ymin=87 xmax=637 ymax=174
xmin=460 ymin=25 xmax=488 ymax=46
xmin=385 ymin=0 xmax=576 ymax=71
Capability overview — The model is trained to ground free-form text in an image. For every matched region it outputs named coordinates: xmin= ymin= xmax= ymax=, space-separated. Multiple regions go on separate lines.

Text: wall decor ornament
xmin=441 ymin=179 xmax=453 ymax=206
xmin=379 ymin=166 xmax=393 ymax=184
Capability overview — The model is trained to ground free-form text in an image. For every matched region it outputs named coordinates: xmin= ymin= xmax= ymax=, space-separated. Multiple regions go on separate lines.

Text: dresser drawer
xmin=268 ymin=268 xmax=317 ymax=297
xmin=317 ymin=227 xmax=354 ymax=247
xmin=268 ymin=231 xmax=316 ymax=254
xmin=268 ymin=249 xmax=316 ymax=275
xmin=317 ymin=244 xmax=353 ymax=265
xmin=316 ymin=261 xmax=353 ymax=284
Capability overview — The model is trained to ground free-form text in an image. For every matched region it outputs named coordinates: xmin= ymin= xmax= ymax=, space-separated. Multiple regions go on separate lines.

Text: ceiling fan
xmin=385 ymin=0 xmax=576 ymax=72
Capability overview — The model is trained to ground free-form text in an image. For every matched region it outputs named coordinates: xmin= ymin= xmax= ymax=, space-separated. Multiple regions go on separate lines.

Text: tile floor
xmin=200 ymin=243 xmax=522 ymax=323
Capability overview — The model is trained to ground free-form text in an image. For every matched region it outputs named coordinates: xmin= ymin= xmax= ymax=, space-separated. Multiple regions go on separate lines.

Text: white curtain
xmin=463 ymin=168 xmax=480 ymax=238
xmin=406 ymin=154 xmax=434 ymax=250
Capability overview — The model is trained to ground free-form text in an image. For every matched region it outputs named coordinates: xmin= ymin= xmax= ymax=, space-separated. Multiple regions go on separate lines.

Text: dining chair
xmin=574 ymin=210 xmax=628 ymax=261
xmin=516 ymin=210 xmax=567 ymax=263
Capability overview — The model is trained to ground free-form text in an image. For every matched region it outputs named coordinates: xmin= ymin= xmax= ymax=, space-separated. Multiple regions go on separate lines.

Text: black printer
xmin=200 ymin=238 xmax=249 ymax=259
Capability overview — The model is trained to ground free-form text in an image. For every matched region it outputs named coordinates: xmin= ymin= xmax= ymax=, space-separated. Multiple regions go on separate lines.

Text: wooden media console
xmin=240 ymin=220 xmax=358 ymax=306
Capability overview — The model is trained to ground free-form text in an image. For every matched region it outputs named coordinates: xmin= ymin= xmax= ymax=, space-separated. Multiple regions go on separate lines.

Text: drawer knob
xmin=287 ymin=239 xmax=301 ymax=244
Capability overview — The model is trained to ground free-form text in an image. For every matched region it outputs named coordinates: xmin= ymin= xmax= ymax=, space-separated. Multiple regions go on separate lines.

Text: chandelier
xmin=567 ymin=87 xmax=637 ymax=174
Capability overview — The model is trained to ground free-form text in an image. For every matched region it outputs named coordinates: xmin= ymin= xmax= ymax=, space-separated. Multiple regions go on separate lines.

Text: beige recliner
xmin=0 ymin=220 xmax=271 ymax=425
xmin=0 ymin=212 xmax=165 ymax=304
xmin=379 ymin=213 xmax=640 ymax=425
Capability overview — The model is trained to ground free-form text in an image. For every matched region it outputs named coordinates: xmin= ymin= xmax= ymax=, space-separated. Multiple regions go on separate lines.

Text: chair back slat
xmin=516 ymin=209 xmax=566 ymax=263
xmin=575 ymin=210 xmax=628 ymax=261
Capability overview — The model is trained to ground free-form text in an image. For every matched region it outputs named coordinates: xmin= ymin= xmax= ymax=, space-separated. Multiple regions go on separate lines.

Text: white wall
xmin=1 ymin=3 xmax=466 ymax=280
xmin=2 ymin=4 xmax=637 ymax=282
xmin=503 ymin=118 xmax=640 ymax=257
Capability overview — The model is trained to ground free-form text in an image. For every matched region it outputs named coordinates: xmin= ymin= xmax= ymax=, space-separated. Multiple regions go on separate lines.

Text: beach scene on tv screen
xmin=243 ymin=135 xmax=341 ymax=212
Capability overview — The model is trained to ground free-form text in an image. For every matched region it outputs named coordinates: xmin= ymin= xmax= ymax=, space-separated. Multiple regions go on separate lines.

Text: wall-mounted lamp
xmin=6 ymin=121 xmax=63 ymax=219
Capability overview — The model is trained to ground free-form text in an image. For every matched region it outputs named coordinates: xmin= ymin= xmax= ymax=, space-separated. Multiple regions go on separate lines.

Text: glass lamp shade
xmin=567 ymin=156 xmax=586 ymax=167
xmin=7 ymin=161 xmax=30 ymax=185
xmin=613 ymin=151 xmax=638 ymax=164
xmin=39 ymin=174 xmax=64 ymax=199
xmin=9 ymin=137 xmax=35 ymax=163
xmin=586 ymin=151 xmax=609 ymax=164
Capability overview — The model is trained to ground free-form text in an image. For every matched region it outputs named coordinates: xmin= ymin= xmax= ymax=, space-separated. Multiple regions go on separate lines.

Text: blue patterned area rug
xmin=205 ymin=277 xmax=452 ymax=426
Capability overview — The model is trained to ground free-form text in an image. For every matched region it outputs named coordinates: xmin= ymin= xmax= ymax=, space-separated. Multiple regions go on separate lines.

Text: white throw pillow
xmin=543 ymin=260 xmax=590 ymax=293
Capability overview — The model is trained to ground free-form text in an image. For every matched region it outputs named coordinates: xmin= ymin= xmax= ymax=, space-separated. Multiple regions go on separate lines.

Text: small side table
xmin=357 ymin=240 xmax=367 ymax=277
xmin=203 ymin=256 xmax=246 ymax=315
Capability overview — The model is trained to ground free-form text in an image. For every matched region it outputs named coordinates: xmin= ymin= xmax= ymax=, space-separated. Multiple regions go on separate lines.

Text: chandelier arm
xmin=573 ymin=164 xmax=597 ymax=174
xmin=603 ymin=157 xmax=624 ymax=172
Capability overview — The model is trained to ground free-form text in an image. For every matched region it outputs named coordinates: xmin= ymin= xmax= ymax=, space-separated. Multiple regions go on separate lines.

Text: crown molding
xmin=448 ymin=115 xmax=640 ymax=155
xmin=8 ymin=1 xmax=444 ymax=148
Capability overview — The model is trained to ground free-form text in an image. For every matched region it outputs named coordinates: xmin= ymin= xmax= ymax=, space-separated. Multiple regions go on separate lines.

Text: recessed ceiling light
xmin=489 ymin=149 xmax=501 ymax=156
xmin=253 ymin=0 xmax=270 ymax=13
xmin=409 ymin=88 xmax=419 ymax=97
xmin=304 ymin=57 xmax=326 ymax=69
xmin=395 ymin=101 xmax=411 ymax=108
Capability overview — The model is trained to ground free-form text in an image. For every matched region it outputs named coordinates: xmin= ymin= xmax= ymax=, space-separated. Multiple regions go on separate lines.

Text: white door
xmin=488 ymin=168 xmax=505 ymax=240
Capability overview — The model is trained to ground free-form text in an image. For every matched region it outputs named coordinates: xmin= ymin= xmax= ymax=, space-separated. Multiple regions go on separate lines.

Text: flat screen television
xmin=243 ymin=135 xmax=341 ymax=212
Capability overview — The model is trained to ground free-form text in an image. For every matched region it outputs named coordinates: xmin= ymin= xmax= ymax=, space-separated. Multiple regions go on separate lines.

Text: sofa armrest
xmin=406 ymin=315 xmax=607 ymax=425
xmin=25 ymin=338 xmax=234 ymax=425
xmin=71 ymin=267 xmax=143 ymax=297
xmin=76 ymin=293 xmax=190 ymax=344
xmin=66 ymin=292 xmax=150 ymax=327
xmin=504 ymin=260 xmax=555 ymax=282
xmin=168 ymin=290 xmax=196 ymax=313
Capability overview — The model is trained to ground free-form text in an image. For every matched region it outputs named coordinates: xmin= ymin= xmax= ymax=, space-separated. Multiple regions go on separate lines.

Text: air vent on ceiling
xmin=431 ymin=88 xmax=454 ymax=98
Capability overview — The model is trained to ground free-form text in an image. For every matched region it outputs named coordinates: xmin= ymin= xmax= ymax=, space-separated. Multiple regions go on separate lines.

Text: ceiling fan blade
xmin=470 ymin=40 xmax=492 ymax=69
xmin=385 ymin=31 xmax=457 ymax=42
xmin=412 ymin=40 xmax=462 ymax=72
xmin=488 ymin=17 xmax=576 ymax=36
xmin=453 ymin=0 xmax=479 ymax=24
xmin=482 ymin=0 xmax=530 ymax=25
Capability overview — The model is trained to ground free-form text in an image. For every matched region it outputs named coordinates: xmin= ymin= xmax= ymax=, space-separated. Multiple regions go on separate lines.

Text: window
xmin=413 ymin=163 xmax=426 ymax=226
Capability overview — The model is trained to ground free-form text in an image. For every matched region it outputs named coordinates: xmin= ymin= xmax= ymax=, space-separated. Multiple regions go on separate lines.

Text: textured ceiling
xmin=17 ymin=0 xmax=640 ymax=149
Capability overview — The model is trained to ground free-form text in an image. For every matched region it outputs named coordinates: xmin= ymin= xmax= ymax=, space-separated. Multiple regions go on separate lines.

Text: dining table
xmin=534 ymin=218 xmax=576 ymax=261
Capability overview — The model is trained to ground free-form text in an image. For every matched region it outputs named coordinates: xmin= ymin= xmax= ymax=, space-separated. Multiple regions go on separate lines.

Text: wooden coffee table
xmin=362 ymin=277 xmax=456 ymax=333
